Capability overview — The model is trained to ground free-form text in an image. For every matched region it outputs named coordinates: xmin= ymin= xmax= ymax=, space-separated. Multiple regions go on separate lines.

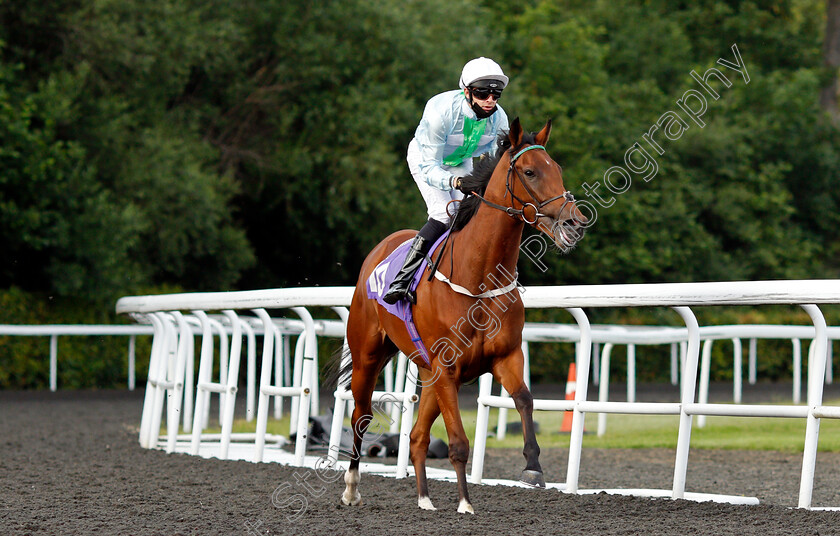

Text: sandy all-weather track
xmin=2 ymin=388 xmax=840 ymax=535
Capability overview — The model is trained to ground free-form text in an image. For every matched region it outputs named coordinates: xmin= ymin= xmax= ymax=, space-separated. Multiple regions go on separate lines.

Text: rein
xmin=472 ymin=144 xmax=575 ymax=225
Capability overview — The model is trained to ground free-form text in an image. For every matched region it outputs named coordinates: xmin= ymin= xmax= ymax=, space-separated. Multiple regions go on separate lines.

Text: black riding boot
xmin=382 ymin=235 xmax=428 ymax=305
xmin=382 ymin=218 xmax=448 ymax=305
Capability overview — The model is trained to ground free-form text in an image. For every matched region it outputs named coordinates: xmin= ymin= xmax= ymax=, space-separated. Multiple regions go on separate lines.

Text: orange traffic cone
xmin=560 ymin=362 xmax=577 ymax=433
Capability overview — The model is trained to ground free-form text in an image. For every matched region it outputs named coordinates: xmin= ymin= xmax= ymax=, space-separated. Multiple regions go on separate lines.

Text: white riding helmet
xmin=459 ymin=57 xmax=509 ymax=90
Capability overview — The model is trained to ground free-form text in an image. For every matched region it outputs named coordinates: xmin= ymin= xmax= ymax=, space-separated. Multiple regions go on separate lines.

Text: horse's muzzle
xmin=552 ymin=218 xmax=586 ymax=251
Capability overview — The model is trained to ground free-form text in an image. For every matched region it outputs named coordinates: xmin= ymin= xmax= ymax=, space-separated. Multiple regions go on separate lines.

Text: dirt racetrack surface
xmin=2 ymin=386 xmax=840 ymax=535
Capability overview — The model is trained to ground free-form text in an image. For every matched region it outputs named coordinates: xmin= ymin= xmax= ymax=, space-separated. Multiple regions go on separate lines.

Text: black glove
xmin=450 ymin=176 xmax=466 ymax=192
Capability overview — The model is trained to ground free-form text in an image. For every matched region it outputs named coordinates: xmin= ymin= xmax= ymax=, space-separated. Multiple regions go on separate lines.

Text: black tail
xmin=323 ymin=342 xmax=401 ymax=392
xmin=323 ymin=344 xmax=354 ymax=391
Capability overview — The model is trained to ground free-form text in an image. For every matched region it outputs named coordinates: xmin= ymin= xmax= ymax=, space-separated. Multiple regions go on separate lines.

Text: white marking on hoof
xmin=341 ymin=489 xmax=362 ymax=506
xmin=457 ymin=498 xmax=475 ymax=514
xmin=417 ymin=496 xmax=436 ymax=511
xmin=341 ymin=469 xmax=362 ymax=506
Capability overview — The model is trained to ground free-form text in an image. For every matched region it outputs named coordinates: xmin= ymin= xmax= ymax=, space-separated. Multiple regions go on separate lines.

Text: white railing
xmin=127 ymin=306 xmax=350 ymax=466
xmin=116 ymin=280 xmax=840 ymax=509
xmin=0 ymin=324 xmax=156 ymax=391
xmin=517 ymin=322 xmax=839 ymax=435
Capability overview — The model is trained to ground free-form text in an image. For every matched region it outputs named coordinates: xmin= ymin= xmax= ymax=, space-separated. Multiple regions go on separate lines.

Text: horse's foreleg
xmin=494 ymin=351 xmax=545 ymax=487
xmin=409 ymin=381 xmax=441 ymax=511
xmin=433 ymin=375 xmax=474 ymax=514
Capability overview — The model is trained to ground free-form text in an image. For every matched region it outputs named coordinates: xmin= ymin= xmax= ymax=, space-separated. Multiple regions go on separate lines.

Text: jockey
xmin=383 ymin=57 xmax=510 ymax=305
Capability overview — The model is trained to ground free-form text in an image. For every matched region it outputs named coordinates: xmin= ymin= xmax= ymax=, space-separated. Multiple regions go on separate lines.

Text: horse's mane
xmin=451 ymin=129 xmax=538 ymax=232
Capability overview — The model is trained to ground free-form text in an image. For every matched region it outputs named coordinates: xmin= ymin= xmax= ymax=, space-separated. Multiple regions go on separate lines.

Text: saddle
xmin=365 ymin=232 xmax=450 ymax=365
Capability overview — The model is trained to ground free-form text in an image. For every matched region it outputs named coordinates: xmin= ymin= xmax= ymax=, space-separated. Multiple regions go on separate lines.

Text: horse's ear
xmin=535 ymin=119 xmax=552 ymax=146
xmin=509 ymin=117 xmax=523 ymax=148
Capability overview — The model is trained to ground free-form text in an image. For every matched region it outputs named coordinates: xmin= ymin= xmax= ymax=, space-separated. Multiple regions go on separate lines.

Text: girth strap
xmin=433 ymin=270 xmax=520 ymax=299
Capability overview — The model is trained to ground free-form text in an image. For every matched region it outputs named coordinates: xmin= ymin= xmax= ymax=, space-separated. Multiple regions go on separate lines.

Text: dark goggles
xmin=469 ymin=87 xmax=503 ymax=100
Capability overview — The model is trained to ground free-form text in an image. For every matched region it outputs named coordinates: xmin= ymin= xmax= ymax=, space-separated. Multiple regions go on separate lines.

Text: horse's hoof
xmin=417 ymin=496 xmax=436 ymax=511
xmin=457 ymin=499 xmax=475 ymax=514
xmin=340 ymin=491 xmax=362 ymax=506
xmin=519 ymin=469 xmax=546 ymax=488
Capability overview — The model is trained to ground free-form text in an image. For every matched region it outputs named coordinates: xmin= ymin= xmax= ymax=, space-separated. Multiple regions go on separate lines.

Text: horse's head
xmin=489 ymin=117 xmax=587 ymax=251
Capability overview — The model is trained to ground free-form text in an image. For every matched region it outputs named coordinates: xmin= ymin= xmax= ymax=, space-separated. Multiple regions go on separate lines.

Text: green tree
xmin=203 ymin=0 xmax=500 ymax=287
xmin=0 ymin=0 xmax=254 ymax=301
xmin=0 ymin=59 xmax=145 ymax=300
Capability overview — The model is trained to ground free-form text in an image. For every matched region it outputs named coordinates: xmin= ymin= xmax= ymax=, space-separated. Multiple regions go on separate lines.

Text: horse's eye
xmin=524 ymin=169 xmax=536 ymax=177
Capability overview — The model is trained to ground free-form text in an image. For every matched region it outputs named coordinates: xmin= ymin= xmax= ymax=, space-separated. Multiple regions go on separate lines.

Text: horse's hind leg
xmin=341 ymin=310 xmax=391 ymax=506
xmin=340 ymin=360 xmax=379 ymax=506
xmin=409 ymin=374 xmax=442 ymax=511
xmin=340 ymin=362 xmax=379 ymax=505
xmin=493 ymin=349 xmax=545 ymax=487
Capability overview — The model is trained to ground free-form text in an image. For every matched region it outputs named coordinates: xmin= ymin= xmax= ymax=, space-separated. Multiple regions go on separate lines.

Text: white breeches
xmin=407 ymin=139 xmax=469 ymax=224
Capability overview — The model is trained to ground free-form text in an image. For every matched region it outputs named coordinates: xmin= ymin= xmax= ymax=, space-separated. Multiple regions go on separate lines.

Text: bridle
xmin=428 ymin=143 xmax=577 ymax=286
xmin=472 ymin=144 xmax=575 ymax=225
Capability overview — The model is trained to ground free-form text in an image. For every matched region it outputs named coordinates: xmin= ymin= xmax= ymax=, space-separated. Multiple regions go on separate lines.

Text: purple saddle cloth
xmin=365 ymin=232 xmax=450 ymax=366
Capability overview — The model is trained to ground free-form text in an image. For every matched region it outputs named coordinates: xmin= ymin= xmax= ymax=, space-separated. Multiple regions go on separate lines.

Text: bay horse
xmin=339 ymin=118 xmax=587 ymax=513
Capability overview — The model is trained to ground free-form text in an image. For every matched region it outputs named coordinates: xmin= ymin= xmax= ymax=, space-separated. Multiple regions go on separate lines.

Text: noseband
xmin=473 ymin=144 xmax=575 ymax=225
